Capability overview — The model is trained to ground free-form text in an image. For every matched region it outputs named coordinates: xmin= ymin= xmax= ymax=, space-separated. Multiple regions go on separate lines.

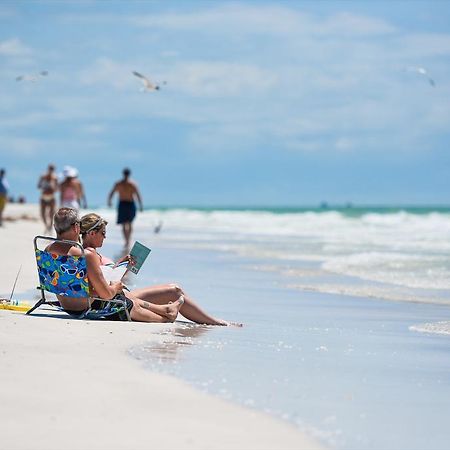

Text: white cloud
xmin=0 ymin=137 xmax=42 ymax=156
xmin=321 ymin=12 xmax=397 ymax=36
xmin=396 ymin=33 xmax=450 ymax=58
xmin=0 ymin=38 xmax=31 ymax=56
xmin=160 ymin=50 xmax=180 ymax=59
xmin=79 ymin=57 xmax=132 ymax=89
xmin=335 ymin=137 xmax=356 ymax=152
xmin=2 ymin=3 xmax=449 ymax=160
xmin=77 ymin=56 xmax=275 ymax=97
xmin=187 ymin=121 xmax=263 ymax=155
xmin=79 ymin=123 xmax=108 ymax=135
xmin=170 ymin=61 xmax=276 ymax=97
xmin=1 ymin=112 xmax=52 ymax=128
xmin=130 ymin=5 xmax=396 ymax=38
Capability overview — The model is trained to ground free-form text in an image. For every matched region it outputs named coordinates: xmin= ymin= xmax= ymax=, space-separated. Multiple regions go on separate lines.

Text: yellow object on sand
xmin=0 ymin=303 xmax=30 ymax=312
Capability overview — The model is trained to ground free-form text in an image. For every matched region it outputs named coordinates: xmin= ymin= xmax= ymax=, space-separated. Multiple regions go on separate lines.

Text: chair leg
xmin=26 ymin=298 xmax=46 ymax=315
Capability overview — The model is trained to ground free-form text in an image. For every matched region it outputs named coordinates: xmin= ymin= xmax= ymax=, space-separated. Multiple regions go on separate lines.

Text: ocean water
xmin=99 ymin=206 xmax=450 ymax=450
xmin=104 ymin=205 xmax=450 ymax=305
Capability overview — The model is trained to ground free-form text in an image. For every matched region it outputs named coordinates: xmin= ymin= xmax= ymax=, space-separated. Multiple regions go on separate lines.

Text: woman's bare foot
xmin=208 ymin=318 xmax=243 ymax=326
xmin=165 ymin=295 xmax=185 ymax=321
xmin=219 ymin=320 xmax=243 ymax=327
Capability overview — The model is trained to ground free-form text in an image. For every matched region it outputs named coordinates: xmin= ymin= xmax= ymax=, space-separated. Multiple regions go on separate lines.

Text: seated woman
xmin=78 ymin=211 xmax=238 ymax=325
xmin=49 ymin=207 xmax=183 ymax=322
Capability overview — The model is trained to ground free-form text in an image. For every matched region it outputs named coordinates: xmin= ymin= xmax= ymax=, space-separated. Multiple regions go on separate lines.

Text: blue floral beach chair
xmin=27 ymin=236 xmax=131 ymax=321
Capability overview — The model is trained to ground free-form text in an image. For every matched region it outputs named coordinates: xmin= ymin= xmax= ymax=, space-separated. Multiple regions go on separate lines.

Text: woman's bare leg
xmin=122 ymin=222 xmax=132 ymax=247
xmin=129 ymin=296 xmax=184 ymax=323
xmin=130 ymin=283 xmax=229 ymax=326
xmin=40 ymin=200 xmax=46 ymax=228
xmin=48 ymin=200 xmax=55 ymax=232
xmin=127 ymin=291 xmax=184 ymax=321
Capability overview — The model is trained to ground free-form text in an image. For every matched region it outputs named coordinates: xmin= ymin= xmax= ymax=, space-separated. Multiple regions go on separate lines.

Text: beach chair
xmin=26 ymin=236 xmax=131 ymax=321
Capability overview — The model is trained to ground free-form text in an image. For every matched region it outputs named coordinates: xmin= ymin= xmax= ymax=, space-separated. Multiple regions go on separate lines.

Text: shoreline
xmin=0 ymin=204 xmax=323 ymax=450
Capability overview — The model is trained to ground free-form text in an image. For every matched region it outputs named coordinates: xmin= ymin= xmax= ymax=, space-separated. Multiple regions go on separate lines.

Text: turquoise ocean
xmin=99 ymin=205 xmax=450 ymax=450
xmin=128 ymin=205 xmax=450 ymax=306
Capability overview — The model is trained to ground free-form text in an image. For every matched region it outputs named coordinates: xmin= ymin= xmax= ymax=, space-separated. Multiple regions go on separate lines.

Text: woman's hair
xmin=80 ymin=213 xmax=108 ymax=235
xmin=54 ymin=207 xmax=80 ymax=234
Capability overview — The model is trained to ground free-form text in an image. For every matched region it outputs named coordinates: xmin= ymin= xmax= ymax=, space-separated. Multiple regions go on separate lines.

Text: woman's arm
xmin=51 ymin=175 xmax=58 ymax=191
xmin=114 ymin=254 xmax=135 ymax=267
xmin=85 ymin=249 xmax=122 ymax=299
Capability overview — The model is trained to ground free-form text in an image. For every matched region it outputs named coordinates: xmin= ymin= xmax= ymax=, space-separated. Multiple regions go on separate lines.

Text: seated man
xmin=48 ymin=208 xmax=125 ymax=317
xmin=49 ymin=208 xmax=183 ymax=322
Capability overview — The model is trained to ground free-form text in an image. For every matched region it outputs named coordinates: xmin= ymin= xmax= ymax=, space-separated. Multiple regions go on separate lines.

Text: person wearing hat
xmin=59 ymin=166 xmax=87 ymax=210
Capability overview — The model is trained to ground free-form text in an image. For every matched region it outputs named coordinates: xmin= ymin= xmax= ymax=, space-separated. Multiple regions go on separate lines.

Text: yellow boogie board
xmin=0 ymin=303 xmax=31 ymax=312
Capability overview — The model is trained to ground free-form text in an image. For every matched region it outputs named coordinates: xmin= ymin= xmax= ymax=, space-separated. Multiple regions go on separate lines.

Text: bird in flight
xmin=405 ymin=66 xmax=435 ymax=87
xmin=132 ymin=71 xmax=166 ymax=91
xmin=16 ymin=70 xmax=48 ymax=82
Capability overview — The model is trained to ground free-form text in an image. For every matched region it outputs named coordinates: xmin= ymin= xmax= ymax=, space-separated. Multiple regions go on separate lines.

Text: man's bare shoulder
xmin=69 ymin=246 xmax=83 ymax=257
xmin=45 ymin=243 xmax=82 ymax=257
xmin=118 ymin=178 xmax=138 ymax=187
xmin=116 ymin=179 xmax=138 ymax=193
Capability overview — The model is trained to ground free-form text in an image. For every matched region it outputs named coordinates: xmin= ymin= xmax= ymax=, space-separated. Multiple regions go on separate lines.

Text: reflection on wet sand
xmin=132 ymin=323 xmax=212 ymax=364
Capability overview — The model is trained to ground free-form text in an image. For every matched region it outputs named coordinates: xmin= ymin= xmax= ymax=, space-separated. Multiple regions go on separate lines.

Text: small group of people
xmin=38 ymin=165 xmax=142 ymax=247
xmin=37 ymin=164 xmax=87 ymax=233
xmin=49 ymin=207 xmax=238 ymax=326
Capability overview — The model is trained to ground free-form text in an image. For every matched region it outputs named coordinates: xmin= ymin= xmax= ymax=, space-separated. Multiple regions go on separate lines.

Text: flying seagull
xmin=405 ymin=66 xmax=435 ymax=87
xmin=132 ymin=71 xmax=166 ymax=91
xmin=16 ymin=70 xmax=48 ymax=82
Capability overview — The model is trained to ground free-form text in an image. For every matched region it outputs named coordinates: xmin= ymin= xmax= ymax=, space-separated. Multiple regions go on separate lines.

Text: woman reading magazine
xmin=80 ymin=212 xmax=238 ymax=325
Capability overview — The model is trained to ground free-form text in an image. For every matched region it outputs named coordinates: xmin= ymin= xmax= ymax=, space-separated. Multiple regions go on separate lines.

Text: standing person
xmin=59 ymin=166 xmax=87 ymax=211
xmin=0 ymin=169 xmax=9 ymax=226
xmin=37 ymin=164 xmax=58 ymax=233
xmin=107 ymin=167 xmax=143 ymax=248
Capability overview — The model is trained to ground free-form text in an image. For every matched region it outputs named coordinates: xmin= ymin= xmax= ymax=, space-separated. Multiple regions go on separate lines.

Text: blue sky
xmin=1 ymin=0 xmax=449 ymax=207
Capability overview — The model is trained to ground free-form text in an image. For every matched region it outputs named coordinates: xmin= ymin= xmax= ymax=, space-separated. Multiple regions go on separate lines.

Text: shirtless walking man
xmin=107 ymin=167 xmax=143 ymax=247
xmin=37 ymin=164 xmax=58 ymax=233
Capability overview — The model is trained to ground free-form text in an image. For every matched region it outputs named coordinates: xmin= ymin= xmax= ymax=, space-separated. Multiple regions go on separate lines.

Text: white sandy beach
xmin=0 ymin=204 xmax=322 ymax=450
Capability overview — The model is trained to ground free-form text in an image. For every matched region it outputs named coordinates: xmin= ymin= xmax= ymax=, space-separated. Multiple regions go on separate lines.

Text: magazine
xmin=129 ymin=241 xmax=151 ymax=274
xmin=100 ymin=241 xmax=151 ymax=283
xmin=100 ymin=261 xmax=128 ymax=283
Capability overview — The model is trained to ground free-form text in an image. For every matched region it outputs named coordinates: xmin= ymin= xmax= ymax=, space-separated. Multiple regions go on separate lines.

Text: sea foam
xmin=129 ymin=207 xmax=450 ymax=304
